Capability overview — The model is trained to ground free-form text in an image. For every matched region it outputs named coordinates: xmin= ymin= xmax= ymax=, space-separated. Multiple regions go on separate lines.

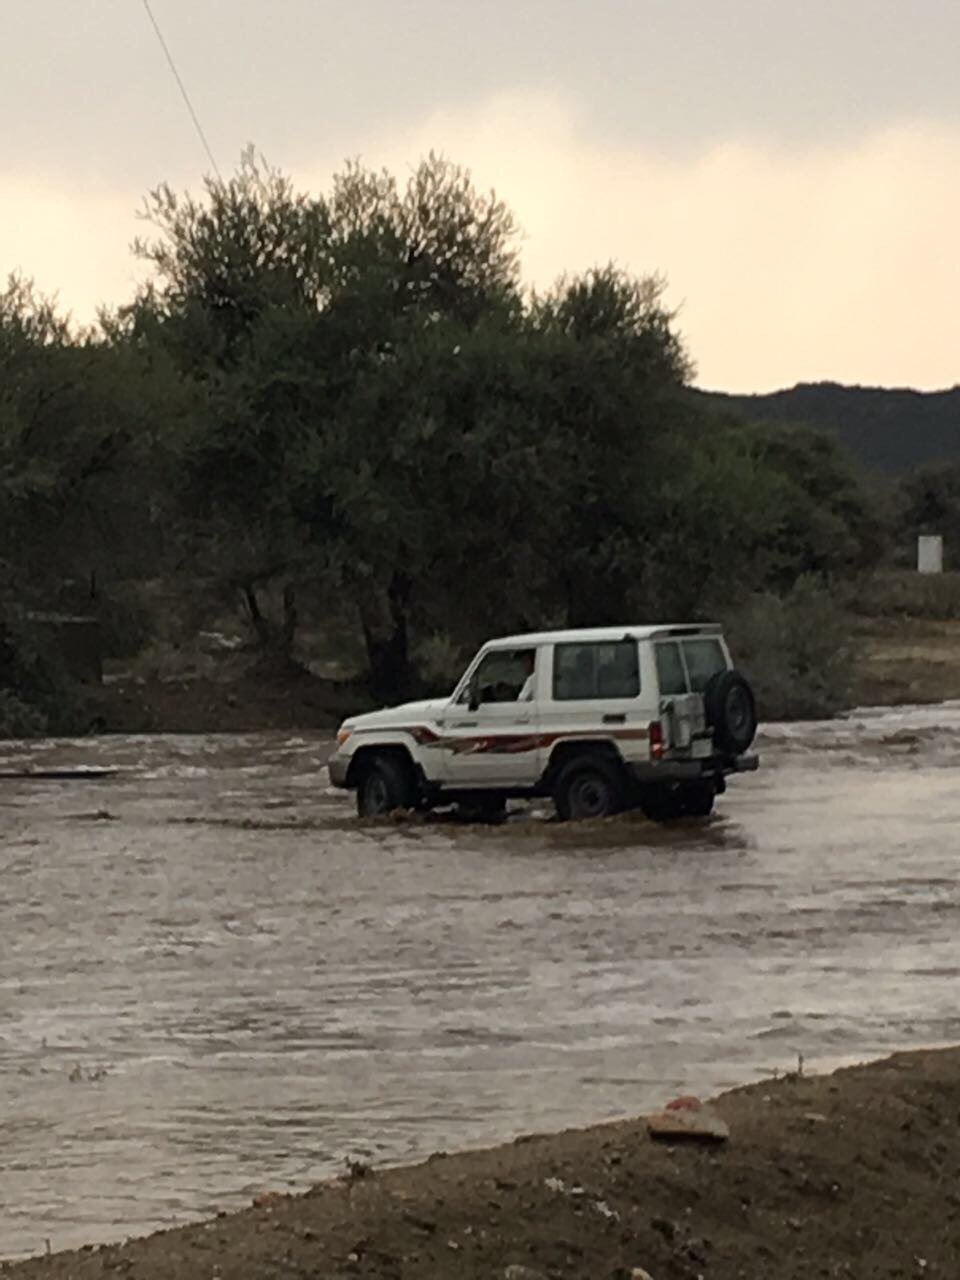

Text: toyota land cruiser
xmin=328 ymin=624 xmax=758 ymax=822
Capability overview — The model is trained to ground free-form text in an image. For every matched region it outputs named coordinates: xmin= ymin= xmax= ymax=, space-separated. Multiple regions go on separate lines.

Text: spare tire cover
xmin=704 ymin=670 xmax=757 ymax=755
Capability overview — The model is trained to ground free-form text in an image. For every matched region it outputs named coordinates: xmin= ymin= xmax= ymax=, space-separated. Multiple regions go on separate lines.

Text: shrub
xmin=723 ymin=577 xmax=859 ymax=720
xmin=97 ymin=584 xmax=155 ymax=659
xmin=0 ymin=610 xmax=91 ymax=738
xmin=849 ymin=569 xmax=960 ymax=621
xmin=0 ymin=689 xmax=49 ymax=738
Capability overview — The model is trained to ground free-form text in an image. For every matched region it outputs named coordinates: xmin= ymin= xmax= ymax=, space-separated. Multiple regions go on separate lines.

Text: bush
xmin=849 ymin=569 xmax=960 ymax=621
xmin=0 ymin=610 xmax=91 ymax=738
xmin=412 ymin=631 xmax=469 ymax=694
xmin=97 ymin=583 xmax=155 ymax=659
xmin=723 ymin=577 xmax=859 ymax=720
xmin=0 ymin=689 xmax=49 ymax=738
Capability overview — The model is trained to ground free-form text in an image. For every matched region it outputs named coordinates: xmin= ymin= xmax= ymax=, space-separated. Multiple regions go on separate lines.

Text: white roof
xmin=488 ymin=623 xmax=722 ymax=648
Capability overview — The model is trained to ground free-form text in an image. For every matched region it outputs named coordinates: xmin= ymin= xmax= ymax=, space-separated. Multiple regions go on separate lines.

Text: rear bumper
xmin=629 ymin=752 xmax=758 ymax=783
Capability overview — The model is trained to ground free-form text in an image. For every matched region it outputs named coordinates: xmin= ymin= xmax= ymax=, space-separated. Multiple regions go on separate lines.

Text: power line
xmin=141 ymin=0 xmax=222 ymax=180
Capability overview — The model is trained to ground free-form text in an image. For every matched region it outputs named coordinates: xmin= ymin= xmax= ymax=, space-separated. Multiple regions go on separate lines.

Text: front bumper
xmin=328 ymin=756 xmax=350 ymax=788
xmin=629 ymin=752 xmax=759 ymax=783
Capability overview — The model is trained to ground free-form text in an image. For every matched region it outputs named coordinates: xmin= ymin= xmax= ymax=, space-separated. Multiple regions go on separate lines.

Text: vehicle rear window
xmin=683 ymin=638 xmax=728 ymax=692
xmin=553 ymin=640 xmax=640 ymax=701
xmin=655 ymin=642 xmax=688 ymax=695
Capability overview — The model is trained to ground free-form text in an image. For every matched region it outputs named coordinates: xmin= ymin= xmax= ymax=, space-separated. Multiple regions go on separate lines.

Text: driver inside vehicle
xmin=467 ymin=648 xmax=538 ymax=704
xmin=516 ymin=649 xmax=536 ymax=702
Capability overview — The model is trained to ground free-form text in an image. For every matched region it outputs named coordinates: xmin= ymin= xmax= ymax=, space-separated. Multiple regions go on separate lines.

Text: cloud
xmin=314 ymin=91 xmax=960 ymax=392
xmin=3 ymin=92 xmax=959 ymax=391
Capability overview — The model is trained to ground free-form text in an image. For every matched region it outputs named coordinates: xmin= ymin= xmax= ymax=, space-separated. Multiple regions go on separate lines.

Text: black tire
xmin=679 ymin=782 xmax=716 ymax=818
xmin=640 ymin=782 xmax=715 ymax=822
xmin=704 ymin=669 xmax=757 ymax=756
xmin=356 ymin=754 xmax=417 ymax=818
xmin=554 ymin=755 xmax=626 ymax=821
xmin=460 ymin=793 xmax=507 ymax=823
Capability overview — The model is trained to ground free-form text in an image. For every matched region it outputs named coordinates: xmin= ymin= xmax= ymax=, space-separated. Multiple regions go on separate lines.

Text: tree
xmin=529 ymin=266 xmax=695 ymax=624
xmin=132 ymin=152 xmax=525 ymax=685
xmin=900 ymin=462 xmax=960 ymax=559
xmin=0 ymin=276 xmax=167 ymax=607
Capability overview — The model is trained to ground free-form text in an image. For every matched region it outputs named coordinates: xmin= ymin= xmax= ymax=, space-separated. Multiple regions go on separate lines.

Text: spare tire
xmin=704 ymin=669 xmax=757 ymax=756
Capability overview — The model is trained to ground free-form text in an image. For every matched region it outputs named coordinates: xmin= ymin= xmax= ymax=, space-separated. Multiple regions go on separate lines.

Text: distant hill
xmin=701 ymin=382 xmax=960 ymax=475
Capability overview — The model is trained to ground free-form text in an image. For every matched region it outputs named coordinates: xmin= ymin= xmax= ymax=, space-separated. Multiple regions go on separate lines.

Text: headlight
xmin=336 ymin=728 xmax=353 ymax=746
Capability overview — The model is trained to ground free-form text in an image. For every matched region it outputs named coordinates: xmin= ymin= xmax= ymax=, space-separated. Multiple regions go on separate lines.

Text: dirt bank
xmin=853 ymin=617 xmax=960 ymax=709
xmin=87 ymin=664 xmax=371 ymax=735
xmin=79 ymin=616 xmax=960 ymax=737
xmin=7 ymin=1047 xmax=959 ymax=1279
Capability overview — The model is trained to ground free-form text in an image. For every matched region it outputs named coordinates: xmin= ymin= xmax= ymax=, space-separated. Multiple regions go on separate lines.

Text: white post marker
xmin=917 ymin=535 xmax=944 ymax=574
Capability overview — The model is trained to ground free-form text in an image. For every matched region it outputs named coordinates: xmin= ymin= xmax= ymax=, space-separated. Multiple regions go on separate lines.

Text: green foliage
xmin=0 ymin=152 xmax=892 ymax=714
xmin=723 ymin=577 xmax=860 ymax=720
xmin=899 ymin=462 xmax=960 ymax=563
xmin=0 ymin=610 xmax=90 ymax=738
xmin=850 ymin=570 xmax=960 ymax=621
xmin=0 ymin=689 xmax=48 ymax=739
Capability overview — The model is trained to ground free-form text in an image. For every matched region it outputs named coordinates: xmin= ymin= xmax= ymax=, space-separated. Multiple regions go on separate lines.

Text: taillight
xmin=649 ymin=720 xmax=664 ymax=760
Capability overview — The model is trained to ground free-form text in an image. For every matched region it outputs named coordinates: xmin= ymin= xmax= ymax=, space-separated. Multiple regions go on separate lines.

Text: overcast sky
xmin=3 ymin=0 xmax=959 ymax=390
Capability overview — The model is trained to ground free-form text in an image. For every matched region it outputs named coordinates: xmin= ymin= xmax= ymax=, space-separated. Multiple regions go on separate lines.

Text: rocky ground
xmin=6 ymin=1047 xmax=959 ymax=1279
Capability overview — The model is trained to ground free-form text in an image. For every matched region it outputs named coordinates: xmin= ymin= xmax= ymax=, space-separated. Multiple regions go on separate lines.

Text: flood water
xmin=2 ymin=703 xmax=959 ymax=1259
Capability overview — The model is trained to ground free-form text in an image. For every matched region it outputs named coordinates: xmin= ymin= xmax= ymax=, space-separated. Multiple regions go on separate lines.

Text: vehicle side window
xmin=461 ymin=649 xmax=534 ymax=703
xmin=682 ymin=638 xmax=728 ymax=692
xmin=553 ymin=641 xmax=640 ymax=701
xmin=655 ymin=641 xmax=688 ymax=695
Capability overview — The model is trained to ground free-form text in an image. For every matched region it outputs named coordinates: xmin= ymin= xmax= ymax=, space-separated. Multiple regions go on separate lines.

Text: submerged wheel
xmin=459 ymin=794 xmax=508 ymax=823
xmin=356 ymin=754 xmax=417 ymax=818
xmin=679 ymin=782 xmax=716 ymax=818
xmin=554 ymin=756 xmax=626 ymax=821
xmin=640 ymin=781 xmax=715 ymax=822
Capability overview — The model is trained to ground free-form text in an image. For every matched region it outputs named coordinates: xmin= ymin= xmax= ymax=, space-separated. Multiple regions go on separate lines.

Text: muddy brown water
xmin=2 ymin=705 xmax=959 ymax=1261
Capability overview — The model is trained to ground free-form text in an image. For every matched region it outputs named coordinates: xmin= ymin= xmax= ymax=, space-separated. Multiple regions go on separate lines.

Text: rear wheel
xmin=680 ymin=782 xmax=716 ymax=818
xmin=640 ymin=781 xmax=715 ymax=822
xmin=356 ymin=754 xmax=417 ymax=818
xmin=554 ymin=756 xmax=626 ymax=821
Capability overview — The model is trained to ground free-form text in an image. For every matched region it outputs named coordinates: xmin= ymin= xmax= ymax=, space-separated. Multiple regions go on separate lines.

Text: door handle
xmin=603 ymin=714 xmax=626 ymax=724
xmin=453 ymin=720 xmax=478 ymax=728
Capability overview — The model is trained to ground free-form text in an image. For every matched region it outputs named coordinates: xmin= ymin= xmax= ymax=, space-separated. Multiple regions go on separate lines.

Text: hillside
xmin=702 ymin=381 xmax=960 ymax=474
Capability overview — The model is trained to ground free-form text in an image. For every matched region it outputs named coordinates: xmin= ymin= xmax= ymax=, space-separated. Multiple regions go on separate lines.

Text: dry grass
xmin=853 ymin=615 xmax=960 ymax=708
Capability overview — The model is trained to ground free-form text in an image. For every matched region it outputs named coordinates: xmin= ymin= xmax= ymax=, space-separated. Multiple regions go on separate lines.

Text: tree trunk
xmin=360 ymin=573 xmax=414 ymax=702
xmin=282 ymin=584 xmax=298 ymax=651
xmin=242 ymin=583 xmax=299 ymax=671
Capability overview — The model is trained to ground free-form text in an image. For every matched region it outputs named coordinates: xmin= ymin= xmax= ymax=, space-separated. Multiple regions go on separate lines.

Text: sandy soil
xmin=854 ymin=617 xmax=960 ymax=709
xmin=6 ymin=1047 xmax=958 ymax=1279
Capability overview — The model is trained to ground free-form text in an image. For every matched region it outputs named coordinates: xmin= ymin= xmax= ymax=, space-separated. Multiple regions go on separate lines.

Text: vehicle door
xmin=537 ymin=638 xmax=645 ymax=760
xmin=436 ymin=646 xmax=543 ymax=787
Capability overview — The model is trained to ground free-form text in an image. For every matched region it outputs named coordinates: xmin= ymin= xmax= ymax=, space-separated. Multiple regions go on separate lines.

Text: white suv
xmin=328 ymin=625 xmax=758 ymax=822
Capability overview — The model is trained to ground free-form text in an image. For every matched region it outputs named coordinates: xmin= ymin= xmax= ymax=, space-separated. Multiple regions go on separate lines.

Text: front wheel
xmin=356 ymin=754 xmax=417 ymax=818
xmin=554 ymin=756 xmax=626 ymax=821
